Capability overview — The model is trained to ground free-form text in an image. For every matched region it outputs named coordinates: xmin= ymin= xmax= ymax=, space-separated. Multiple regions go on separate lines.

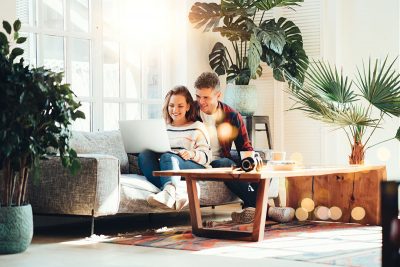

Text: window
xmin=17 ymin=0 xmax=174 ymax=131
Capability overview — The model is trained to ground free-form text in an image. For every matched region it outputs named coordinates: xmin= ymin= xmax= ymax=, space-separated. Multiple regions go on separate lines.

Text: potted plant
xmin=286 ymin=57 xmax=400 ymax=164
xmin=0 ymin=20 xmax=84 ymax=254
xmin=189 ymin=0 xmax=309 ymax=115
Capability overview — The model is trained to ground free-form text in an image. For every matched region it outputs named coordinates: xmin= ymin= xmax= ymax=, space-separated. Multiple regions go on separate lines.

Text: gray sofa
xmin=28 ymin=131 xmax=279 ymax=221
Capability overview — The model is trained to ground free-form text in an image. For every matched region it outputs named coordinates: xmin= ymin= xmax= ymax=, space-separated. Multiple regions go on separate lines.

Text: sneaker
xmin=175 ymin=195 xmax=189 ymax=211
xmin=268 ymin=207 xmax=295 ymax=223
xmin=147 ymin=184 xmax=176 ymax=209
xmin=231 ymin=207 xmax=255 ymax=224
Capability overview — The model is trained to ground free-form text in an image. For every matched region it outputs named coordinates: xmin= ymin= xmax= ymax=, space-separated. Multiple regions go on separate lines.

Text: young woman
xmin=138 ymin=86 xmax=211 ymax=211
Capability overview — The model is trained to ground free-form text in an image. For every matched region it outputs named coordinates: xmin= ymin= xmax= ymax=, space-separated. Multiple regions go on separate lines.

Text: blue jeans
xmin=212 ymin=157 xmax=258 ymax=207
xmin=138 ymin=150 xmax=205 ymax=189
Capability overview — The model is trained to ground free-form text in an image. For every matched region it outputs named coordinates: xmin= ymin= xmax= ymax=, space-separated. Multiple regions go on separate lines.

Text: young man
xmin=194 ymin=72 xmax=294 ymax=223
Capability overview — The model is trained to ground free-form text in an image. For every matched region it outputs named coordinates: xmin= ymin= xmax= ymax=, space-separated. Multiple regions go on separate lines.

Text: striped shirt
xmin=167 ymin=121 xmax=211 ymax=166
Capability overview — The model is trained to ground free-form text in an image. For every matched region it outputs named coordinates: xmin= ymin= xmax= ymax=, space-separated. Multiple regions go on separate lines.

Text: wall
xmin=0 ymin=0 xmax=16 ymax=22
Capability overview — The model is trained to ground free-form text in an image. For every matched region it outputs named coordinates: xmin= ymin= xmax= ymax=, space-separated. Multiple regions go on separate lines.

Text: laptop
xmin=118 ymin=119 xmax=171 ymax=153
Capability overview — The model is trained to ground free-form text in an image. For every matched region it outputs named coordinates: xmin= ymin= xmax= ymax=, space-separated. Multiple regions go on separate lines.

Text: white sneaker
xmin=147 ymin=184 xmax=176 ymax=209
xmin=175 ymin=195 xmax=189 ymax=211
xmin=268 ymin=207 xmax=295 ymax=223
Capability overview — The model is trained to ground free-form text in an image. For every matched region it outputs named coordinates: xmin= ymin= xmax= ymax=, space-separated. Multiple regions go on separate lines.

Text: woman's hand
xmin=178 ymin=149 xmax=192 ymax=160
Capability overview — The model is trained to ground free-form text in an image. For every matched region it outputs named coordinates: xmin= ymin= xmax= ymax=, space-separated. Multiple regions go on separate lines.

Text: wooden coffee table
xmin=154 ymin=165 xmax=386 ymax=242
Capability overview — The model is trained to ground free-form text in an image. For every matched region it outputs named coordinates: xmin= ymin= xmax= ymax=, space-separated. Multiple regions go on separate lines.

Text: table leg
xmin=185 ymin=176 xmax=269 ymax=242
xmin=252 ymin=178 xmax=270 ymax=241
xmin=185 ymin=176 xmax=202 ymax=232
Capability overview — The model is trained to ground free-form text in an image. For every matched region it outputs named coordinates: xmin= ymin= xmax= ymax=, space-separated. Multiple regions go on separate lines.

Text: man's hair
xmin=194 ymin=72 xmax=220 ymax=91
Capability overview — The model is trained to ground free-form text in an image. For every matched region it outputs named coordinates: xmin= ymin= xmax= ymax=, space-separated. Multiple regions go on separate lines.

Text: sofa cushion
xmin=70 ymin=131 xmax=129 ymax=174
xmin=127 ymin=154 xmax=143 ymax=175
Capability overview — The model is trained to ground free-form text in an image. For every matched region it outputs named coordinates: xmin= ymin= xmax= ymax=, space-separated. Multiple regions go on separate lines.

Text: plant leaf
xmin=2 ymin=21 xmax=12 ymax=34
xmin=395 ymin=127 xmax=400 ymax=141
xmin=305 ymin=60 xmax=357 ymax=104
xmin=255 ymin=19 xmax=286 ymax=54
xmin=13 ymin=20 xmax=21 ymax=32
xmin=248 ymin=35 xmax=262 ymax=78
xmin=16 ymin=36 xmax=26 ymax=44
xmin=209 ymin=42 xmax=229 ymax=75
xmin=0 ymin=32 xmax=7 ymax=46
xmin=221 ymin=0 xmax=256 ymax=17
xmin=355 ymin=57 xmax=400 ymax=117
xmin=188 ymin=2 xmax=221 ymax=32
xmin=215 ymin=16 xmax=251 ymax=42
xmin=254 ymin=0 xmax=304 ymax=11
xmin=9 ymin=47 xmax=24 ymax=62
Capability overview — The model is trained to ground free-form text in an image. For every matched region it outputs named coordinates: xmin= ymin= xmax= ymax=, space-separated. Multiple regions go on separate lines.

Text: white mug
xmin=240 ymin=151 xmax=255 ymax=159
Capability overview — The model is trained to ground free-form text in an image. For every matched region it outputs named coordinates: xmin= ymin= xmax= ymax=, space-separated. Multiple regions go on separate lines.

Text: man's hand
xmin=178 ymin=150 xmax=192 ymax=160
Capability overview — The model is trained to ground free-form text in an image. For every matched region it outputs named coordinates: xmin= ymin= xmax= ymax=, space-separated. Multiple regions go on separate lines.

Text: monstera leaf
xmin=258 ymin=17 xmax=308 ymax=85
xmin=221 ymin=0 xmax=256 ymax=17
xmin=248 ymin=35 xmax=262 ymax=78
xmin=255 ymin=0 xmax=304 ymax=11
xmin=209 ymin=42 xmax=229 ymax=75
xmin=189 ymin=2 xmax=222 ymax=32
xmin=255 ymin=20 xmax=286 ymax=54
xmin=215 ymin=16 xmax=251 ymax=41
xmin=275 ymin=17 xmax=303 ymax=45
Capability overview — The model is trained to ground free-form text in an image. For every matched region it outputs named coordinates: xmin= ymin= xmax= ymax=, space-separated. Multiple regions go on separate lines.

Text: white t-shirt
xmin=200 ymin=110 xmax=221 ymax=160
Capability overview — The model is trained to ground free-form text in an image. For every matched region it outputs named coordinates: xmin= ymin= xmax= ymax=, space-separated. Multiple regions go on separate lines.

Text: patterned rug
xmin=107 ymin=221 xmax=381 ymax=267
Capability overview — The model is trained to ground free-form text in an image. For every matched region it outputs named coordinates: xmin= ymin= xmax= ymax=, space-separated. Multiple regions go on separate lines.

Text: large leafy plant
xmin=189 ymin=0 xmax=309 ymax=85
xmin=0 ymin=20 xmax=85 ymax=207
xmin=287 ymin=57 xmax=400 ymax=164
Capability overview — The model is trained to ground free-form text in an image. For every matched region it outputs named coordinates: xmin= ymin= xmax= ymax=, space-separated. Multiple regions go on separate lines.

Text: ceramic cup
xmin=240 ymin=151 xmax=256 ymax=159
xmin=270 ymin=151 xmax=286 ymax=161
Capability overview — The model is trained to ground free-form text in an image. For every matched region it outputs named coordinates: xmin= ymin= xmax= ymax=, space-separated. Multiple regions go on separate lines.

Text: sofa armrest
xmin=28 ymin=154 xmax=120 ymax=217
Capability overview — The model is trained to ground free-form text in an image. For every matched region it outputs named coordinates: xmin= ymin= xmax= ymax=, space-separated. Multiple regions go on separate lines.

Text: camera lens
xmin=241 ymin=157 xmax=255 ymax=172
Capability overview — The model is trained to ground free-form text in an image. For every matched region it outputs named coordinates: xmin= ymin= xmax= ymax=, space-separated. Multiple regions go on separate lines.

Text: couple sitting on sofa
xmin=138 ymin=72 xmax=294 ymax=224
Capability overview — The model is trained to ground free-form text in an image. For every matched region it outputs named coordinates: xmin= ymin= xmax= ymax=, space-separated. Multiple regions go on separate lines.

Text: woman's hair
xmin=162 ymin=85 xmax=197 ymax=124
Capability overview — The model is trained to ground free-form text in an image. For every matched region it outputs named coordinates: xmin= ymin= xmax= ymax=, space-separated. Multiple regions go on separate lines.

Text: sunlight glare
xmin=295 ymin=207 xmax=308 ymax=221
xmin=301 ymin=198 xmax=315 ymax=212
xmin=217 ymin=123 xmax=238 ymax=141
xmin=377 ymin=147 xmax=391 ymax=161
xmin=290 ymin=152 xmax=303 ymax=165
xmin=351 ymin=207 xmax=366 ymax=221
xmin=314 ymin=206 xmax=329 ymax=220
xmin=329 ymin=206 xmax=342 ymax=220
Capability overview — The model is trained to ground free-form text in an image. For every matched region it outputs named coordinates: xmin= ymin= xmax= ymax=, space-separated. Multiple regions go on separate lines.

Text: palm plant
xmin=287 ymin=57 xmax=400 ymax=164
xmin=189 ymin=0 xmax=309 ymax=85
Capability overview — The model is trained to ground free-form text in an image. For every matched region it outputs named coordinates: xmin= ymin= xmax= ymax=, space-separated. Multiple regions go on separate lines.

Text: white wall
xmin=0 ymin=0 xmax=16 ymax=23
xmin=184 ymin=0 xmax=220 ymax=92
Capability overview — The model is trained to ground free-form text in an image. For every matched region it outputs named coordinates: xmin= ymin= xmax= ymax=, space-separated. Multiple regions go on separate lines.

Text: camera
xmin=241 ymin=152 xmax=263 ymax=172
